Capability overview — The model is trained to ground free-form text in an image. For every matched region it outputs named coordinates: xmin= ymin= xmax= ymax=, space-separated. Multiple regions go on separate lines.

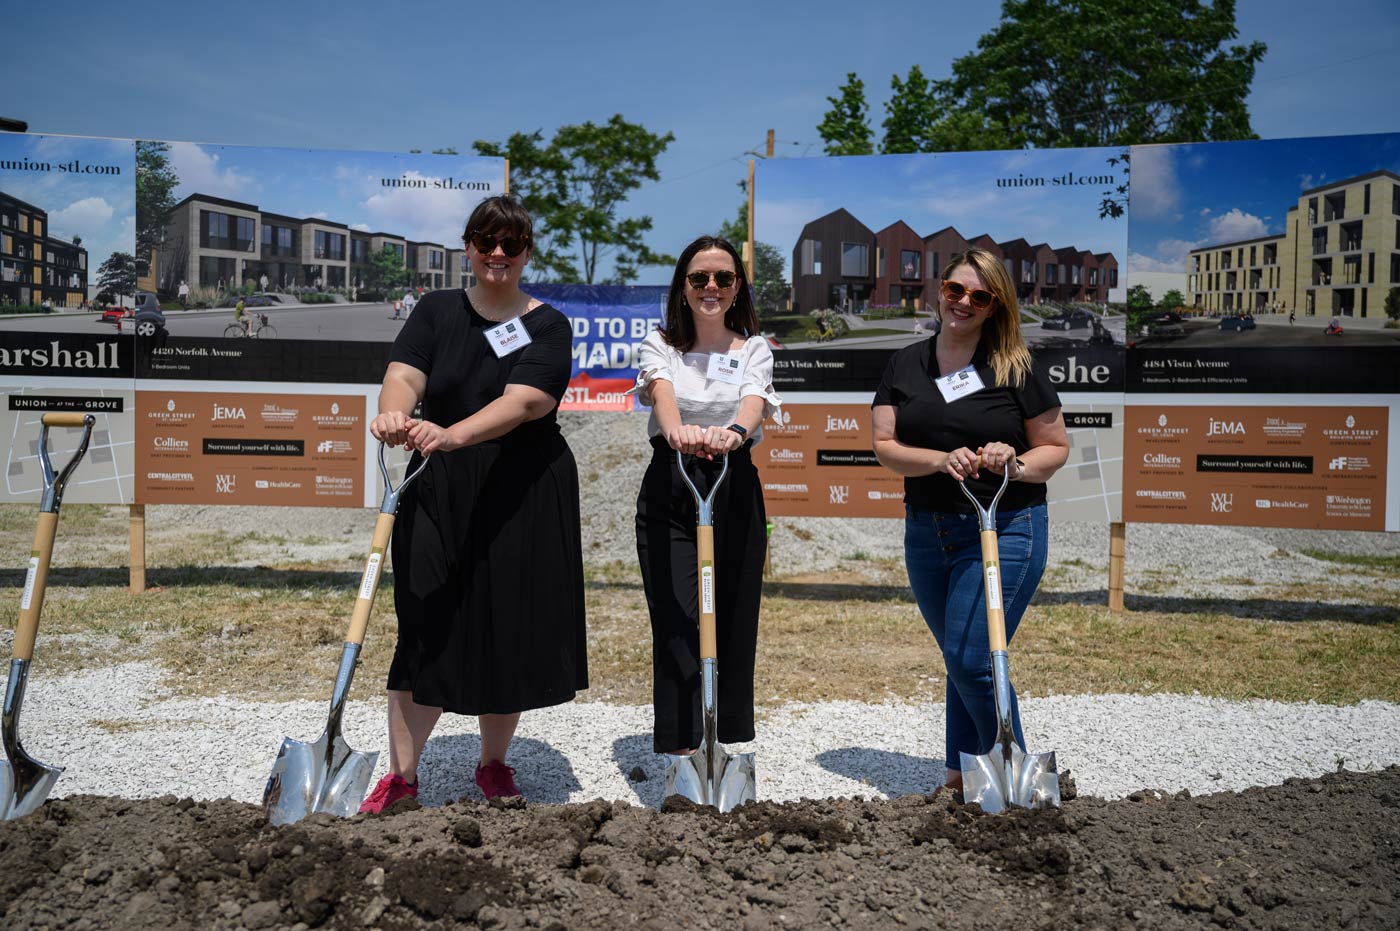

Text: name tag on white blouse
xmin=485 ymin=318 xmax=532 ymax=357
xmin=706 ymin=352 xmax=745 ymax=385
xmin=934 ymin=364 xmax=985 ymax=403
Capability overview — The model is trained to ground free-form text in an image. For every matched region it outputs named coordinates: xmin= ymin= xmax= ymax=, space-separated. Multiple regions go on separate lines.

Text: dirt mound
xmin=3 ymin=768 xmax=1397 ymax=930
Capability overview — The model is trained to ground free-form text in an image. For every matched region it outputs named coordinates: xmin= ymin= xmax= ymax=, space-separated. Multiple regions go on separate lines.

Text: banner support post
xmin=745 ymin=159 xmax=756 ymax=281
xmin=1108 ymin=521 xmax=1125 ymax=612
xmin=129 ymin=503 xmax=146 ymax=593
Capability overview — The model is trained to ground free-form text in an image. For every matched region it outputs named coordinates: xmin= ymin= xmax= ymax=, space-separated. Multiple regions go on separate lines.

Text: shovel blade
xmin=664 ymin=745 xmax=756 ymax=813
xmin=0 ymin=750 xmax=62 ymax=821
xmin=960 ymin=742 xmax=1060 ymax=814
xmin=263 ymin=732 xmax=379 ymax=825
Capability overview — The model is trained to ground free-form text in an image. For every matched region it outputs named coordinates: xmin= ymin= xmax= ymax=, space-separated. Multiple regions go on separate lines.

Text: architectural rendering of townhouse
xmin=1187 ymin=170 xmax=1400 ymax=321
xmin=791 ymin=208 xmax=1117 ymax=314
xmin=155 ymin=193 xmax=472 ymax=296
xmin=1 ymin=191 xmax=89 ymax=308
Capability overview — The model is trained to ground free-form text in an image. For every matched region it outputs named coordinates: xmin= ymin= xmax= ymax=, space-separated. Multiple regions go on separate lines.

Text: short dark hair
xmin=661 ymin=236 xmax=758 ymax=353
xmin=462 ymin=194 xmax=533 ymax=244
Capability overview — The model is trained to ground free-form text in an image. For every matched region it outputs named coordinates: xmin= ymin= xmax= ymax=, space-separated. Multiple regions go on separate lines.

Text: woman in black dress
xmin=359 ymin=195 xmax=587 ymax=811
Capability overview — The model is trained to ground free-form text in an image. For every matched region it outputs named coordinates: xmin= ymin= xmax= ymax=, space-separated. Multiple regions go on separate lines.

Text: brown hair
xmin=938 ymin=247 xmax=1032 ymax=387
xmin=660 ymin=236 xmax=759 ymax=353
xmin=462 ymin=194 xmax=533 ymax=245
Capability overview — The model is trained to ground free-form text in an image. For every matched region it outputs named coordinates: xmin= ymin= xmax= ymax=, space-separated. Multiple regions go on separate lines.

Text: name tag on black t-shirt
xmin=934 ymin=364 xmax=985 ymax=403
xmin=486 ymin=318 xmax=532 ymax=357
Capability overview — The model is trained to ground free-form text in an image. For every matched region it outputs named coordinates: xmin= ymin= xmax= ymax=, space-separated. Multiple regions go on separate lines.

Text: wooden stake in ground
xmin=129 ymin=504 xmax=145 ymax=593
xmin=1108 ymin=521 xmax=1126 ymax=612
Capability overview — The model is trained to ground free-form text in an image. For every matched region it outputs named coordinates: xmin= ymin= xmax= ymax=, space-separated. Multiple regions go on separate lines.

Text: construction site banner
xmin=1123 ymin=132 xmax=1400 ymax=531
xmin=753 ymin=147 xmax=1128 ymax=520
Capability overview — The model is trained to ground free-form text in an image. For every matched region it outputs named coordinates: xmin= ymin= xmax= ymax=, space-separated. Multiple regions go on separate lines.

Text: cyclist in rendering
xmin=234 ymin=297 xmax=249 ymax=336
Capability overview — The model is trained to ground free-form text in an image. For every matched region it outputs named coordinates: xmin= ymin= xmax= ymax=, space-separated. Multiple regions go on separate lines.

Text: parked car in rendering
xmin=98 ymin=305 xmax=131 ymax=324
xmin=1147 ymin=311 xmax=1186 ymax=338
xmin=1218 ymin=314 xmax=1256 ymax=331
xmin=1041 ymin=309 xmax=1095 ymax=330
xmin=133 ymin=291 xmax=166 ymax=338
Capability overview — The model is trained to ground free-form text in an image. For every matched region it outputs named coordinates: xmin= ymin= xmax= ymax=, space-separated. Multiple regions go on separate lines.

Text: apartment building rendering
xmin=1187 ymin=170 xmax=1400 ymax=322
xmin=156 ymin=193 xmax=472 ymax=295
xmin=0 ymin=191 xmax=89 ymax=307
xmin=792 ymin=208 xmax=1116 ymax=313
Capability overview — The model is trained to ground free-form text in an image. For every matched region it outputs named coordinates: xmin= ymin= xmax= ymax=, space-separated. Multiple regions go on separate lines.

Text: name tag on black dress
xmin=934 ymin=364 xmax=985 ymax=403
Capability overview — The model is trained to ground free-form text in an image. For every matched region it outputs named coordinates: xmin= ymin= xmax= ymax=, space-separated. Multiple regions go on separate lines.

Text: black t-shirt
xmin=871 ymin=335 xmax=1061 ymax=513
xmin=389 ymin=289 xmax=571 ymax=439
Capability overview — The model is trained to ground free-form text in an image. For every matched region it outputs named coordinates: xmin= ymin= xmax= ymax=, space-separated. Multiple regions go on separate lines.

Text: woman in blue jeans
xmin=871 ymin=247 xmax=1068 ymax=797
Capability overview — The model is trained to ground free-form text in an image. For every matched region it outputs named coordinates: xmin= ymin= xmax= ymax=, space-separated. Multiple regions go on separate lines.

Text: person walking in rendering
xmin=178 ymin=280 xmax=189 ymax=309
xmin=870 ymin=247 xmax=1068 ymax=799
xmin=402 ymin=290 xmax=417 ymax=317
xmin=633 ymin=235 xmax=780 ymax=758
xmin=359 ymin=195 xmax=588 ymax=811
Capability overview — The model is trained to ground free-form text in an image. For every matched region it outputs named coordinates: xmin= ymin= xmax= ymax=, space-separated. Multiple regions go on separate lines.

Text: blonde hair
xmin=938 ymin=247 xmax=1032 ymax=388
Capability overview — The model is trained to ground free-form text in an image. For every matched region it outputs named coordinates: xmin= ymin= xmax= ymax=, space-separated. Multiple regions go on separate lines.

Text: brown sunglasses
xmin=940 ymin=280 xmax=996 ymax=310
xmin=468 ymin=230 xmax=530 ymax=257
xmin=686 ymin=270 xmax=738 ymax=289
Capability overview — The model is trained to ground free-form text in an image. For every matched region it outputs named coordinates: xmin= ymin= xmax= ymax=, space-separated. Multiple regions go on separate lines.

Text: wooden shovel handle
xmin=345 ymin=513 xmax=396 ymax=646
xmin=13 ymin=513 xmax=59 ymax=661
xmin=979 ymin=529 xmax=1008 ymax=653
xmin=41 ymin=412 xmax=90 ymax=427
xmin=697 ymin=524 xmax=717 ymax=660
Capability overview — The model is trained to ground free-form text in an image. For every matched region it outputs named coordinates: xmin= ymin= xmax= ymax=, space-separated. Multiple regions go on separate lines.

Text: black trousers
xmin=635 ymin=438 xmax=766 ymax=753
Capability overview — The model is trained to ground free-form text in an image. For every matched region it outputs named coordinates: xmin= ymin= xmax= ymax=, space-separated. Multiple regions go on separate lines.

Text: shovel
xmin=263 ymin=442 xmax=427 ymax=825
xmin=2 ymin=412 xmax=96 ymax=821
xmin=663 ymin=450 xmax=756 ymax=812
xmin=956 ymin=464 xmax=1060 ymax=813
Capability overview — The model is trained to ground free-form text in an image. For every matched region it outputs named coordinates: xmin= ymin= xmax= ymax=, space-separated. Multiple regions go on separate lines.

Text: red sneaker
xmin=474 ymin=760 xmax=521 ymax=800
xmin=358 ymin=773 xmax=417 ymax=814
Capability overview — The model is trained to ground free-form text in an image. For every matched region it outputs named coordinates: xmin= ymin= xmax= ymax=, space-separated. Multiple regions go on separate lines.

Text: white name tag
xmin=706 ymin=352 xmax=744 ymax=385
xmin=486 ymin=318 xmax=532 ymax=357
xmin=935 ymin=364 xmax=985 ymax=403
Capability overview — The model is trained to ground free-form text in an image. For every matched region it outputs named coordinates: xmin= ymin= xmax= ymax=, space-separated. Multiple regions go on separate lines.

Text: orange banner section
xmin=1123 ymin=405 xmax=1386 ymax=530
xmin=756 ymin=404 xmax=904 ymax=518
xmin=136 ymin=391 xmax=365 ymax=506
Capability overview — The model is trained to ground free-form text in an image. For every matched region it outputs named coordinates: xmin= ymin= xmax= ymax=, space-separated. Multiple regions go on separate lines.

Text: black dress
xmin=385 ymin=289 xmax=587 ymax=715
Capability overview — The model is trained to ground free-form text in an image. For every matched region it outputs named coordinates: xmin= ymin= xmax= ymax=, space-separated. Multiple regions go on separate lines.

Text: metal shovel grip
xmin=13 ymin=413 xmax=96 ymax=662
xmin=959 ymin=465 xmax=1012 ymax=654
xmin=344 ymin=444 xmax=428 ymax=647
xmin=675 ymin=450 xmax=729 ymax=662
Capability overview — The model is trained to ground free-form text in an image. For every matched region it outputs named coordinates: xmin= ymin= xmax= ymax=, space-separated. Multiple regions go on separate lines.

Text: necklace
xmin=468 ymin=286 xmax=530 ymax=323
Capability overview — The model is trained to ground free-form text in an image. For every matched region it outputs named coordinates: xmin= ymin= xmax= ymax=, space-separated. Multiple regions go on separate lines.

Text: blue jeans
xmin=904 ymin=502 xmax=1048 ymax=772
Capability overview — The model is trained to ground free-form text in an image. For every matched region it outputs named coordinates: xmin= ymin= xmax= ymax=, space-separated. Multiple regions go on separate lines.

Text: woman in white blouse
xmin=634 ymin=235 xmax=781 ymax=756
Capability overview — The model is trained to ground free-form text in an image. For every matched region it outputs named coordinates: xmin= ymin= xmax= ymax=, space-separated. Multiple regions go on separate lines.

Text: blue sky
xmin=0 ymin=134 xmax=134 ymax=269
xmin=1129 ymin=132 xmax=1400 ymax=296
xmin=7 ymin=0 xmax=1399 ymax=284
xmin=758 ymin=148 xmax=1127 ymax=290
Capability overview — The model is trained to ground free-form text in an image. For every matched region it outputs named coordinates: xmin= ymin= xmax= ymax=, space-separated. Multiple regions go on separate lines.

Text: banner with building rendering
xmin=1124 ymin=132 xmax=1400 ymax=531
xmin=1 ymin=133 xmax=136 ymax=503
xmin=753 ymin=148 xmax=1128 ymax=521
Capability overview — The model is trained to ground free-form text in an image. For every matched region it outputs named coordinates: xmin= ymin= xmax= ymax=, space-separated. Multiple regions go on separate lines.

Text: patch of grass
xmin=1301 ymin=549 xmax=1400 ymax=573
xmin=3 ymin=504 xmax=1397 ymax=708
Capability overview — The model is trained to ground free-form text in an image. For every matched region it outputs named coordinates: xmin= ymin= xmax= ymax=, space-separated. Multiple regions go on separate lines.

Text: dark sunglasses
xmin=686 ymin=270 xmax=738 ymax=289
xmin=468 ymin=230 xmax=530 ymax=257
xmin=940 ymin=280 xmax=996 ymax=310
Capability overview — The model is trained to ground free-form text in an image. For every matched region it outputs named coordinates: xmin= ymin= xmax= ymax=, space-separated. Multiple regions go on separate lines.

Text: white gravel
xmin=10 ymin=661 xmax=1400 ymax=807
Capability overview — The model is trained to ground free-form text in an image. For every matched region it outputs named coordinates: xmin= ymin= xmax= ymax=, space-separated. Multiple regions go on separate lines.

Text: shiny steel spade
xmin=956 ymin=465 xmax=1060 ymax=814
xmin=3 ymin=412 xmax=95 ymax=821
xmin=664 ymin=451 xmax=756 ymax=813
xmin=263 ymin=443 xmax=426 ymax=825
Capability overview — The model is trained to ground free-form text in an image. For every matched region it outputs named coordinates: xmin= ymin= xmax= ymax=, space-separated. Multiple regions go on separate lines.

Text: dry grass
xmin=1 ymin=505 xmax=1396 ymax=707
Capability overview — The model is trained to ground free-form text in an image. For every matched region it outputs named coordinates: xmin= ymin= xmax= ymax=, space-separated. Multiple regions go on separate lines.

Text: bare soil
xmin=3 ymin=767 xmax=1396 ymax=931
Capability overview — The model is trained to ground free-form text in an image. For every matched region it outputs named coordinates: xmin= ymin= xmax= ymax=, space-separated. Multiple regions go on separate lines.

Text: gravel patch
xmin=10 ymin=661 xmax=1399 ymax=807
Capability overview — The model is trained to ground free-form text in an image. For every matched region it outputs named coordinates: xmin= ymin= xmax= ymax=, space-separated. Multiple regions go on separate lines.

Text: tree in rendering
xmin=136 ymin=142 xmax=179 ymax=267
xmin=365 ymin=247 xmax=410 ymax=296
xmin=1159 ymin=288 xmax=1186 ymax=310
xmin=474 ymin=115 xmax=675 ymax=284
xmin=819 ymin=0 xmax=1266 ymax=153
xmin=96 ymin=252 xmax=137 ymax=302
xmin=1385 ymin=287 xmax=1400 ymax=324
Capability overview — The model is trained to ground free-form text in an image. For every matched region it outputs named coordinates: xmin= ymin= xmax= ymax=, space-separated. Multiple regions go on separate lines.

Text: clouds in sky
xmin=169 ymin=142 xmax=255 ymax=200
xmin=1127 ymin=146 xmax=1181 ymax=221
